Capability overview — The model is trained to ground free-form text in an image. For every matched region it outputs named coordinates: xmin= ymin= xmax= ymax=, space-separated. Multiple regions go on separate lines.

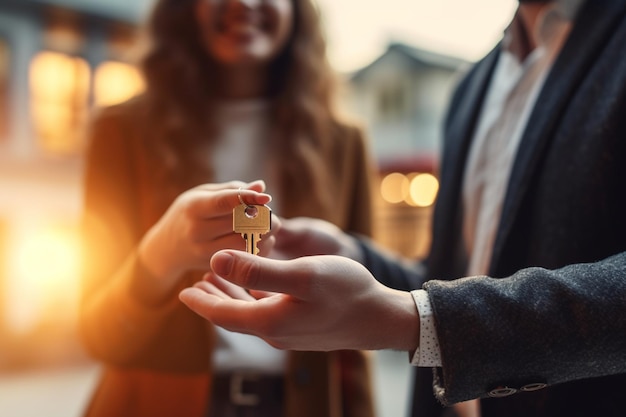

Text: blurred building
xmin=0 ymin=0 xmax=149 ymax=369
xmin=345 ymin=42 xmax=467 ymax=258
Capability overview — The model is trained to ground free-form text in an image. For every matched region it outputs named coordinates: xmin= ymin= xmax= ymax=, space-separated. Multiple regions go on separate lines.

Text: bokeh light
xmin=407 ymin=173 xmax=439 ymax=207
xmin=380 ymin=172 xmax=410 ymax=204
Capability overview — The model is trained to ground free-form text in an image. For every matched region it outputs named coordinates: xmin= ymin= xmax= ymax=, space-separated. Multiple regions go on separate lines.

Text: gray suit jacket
xmin=360 ymin=0 xmax=626 ymax=415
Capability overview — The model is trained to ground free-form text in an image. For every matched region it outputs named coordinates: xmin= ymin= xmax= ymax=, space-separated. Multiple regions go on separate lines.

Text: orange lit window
xmin=94 ymin=61 xmax=144 ymax=107
xmin=29 ymin=51 xmax=90 ymax=155
xmin=0 ymin=39 xmax=9 ymax=141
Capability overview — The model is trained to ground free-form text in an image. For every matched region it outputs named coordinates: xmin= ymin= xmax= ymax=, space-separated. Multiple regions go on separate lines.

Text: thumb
xmin=210 ymin=250 xmax=311 ymax=299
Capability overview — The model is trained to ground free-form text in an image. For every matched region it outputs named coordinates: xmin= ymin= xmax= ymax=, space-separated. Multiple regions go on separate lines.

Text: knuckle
xmin=215 ymin=191 xmax=235 ymax=213
xmin=226 ymin=180 xmax=246 ymax=189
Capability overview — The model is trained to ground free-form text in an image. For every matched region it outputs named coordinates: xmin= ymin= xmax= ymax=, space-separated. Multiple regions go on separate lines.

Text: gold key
xmin=233 ymin=204 xmax=271 ymax=255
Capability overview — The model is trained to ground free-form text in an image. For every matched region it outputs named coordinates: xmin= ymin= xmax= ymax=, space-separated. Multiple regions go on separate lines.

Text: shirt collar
xmin=502 ymin=0 xmax=584 ymax=62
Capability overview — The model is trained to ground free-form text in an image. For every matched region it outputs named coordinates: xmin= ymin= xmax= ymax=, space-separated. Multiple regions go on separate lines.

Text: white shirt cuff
xmin=409 ymin=289 xmax=442 ymax=367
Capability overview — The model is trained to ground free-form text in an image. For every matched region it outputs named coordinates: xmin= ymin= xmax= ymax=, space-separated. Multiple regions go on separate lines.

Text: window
xmin=378 ymin=83 xmax=406 ymax=121
xmin=29 ymin=51 xmax=90 ymax=155
xmin=94 ymin=60 xmax=144 ymax=107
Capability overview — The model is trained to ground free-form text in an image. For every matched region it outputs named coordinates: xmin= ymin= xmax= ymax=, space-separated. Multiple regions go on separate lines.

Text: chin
xmin=223 ymin=53 xmax=272 ymax=68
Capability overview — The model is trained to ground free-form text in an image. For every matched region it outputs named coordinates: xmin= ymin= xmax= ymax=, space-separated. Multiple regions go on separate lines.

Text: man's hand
xmin=179 ymin=250 xmax=420 ymax=352
xmin=269 ymin=217 xmax=364 ymax=262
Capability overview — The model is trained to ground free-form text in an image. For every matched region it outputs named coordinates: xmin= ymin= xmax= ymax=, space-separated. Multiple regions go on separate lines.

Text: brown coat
xmin=79 ymin=98 xmax=378 ymax=417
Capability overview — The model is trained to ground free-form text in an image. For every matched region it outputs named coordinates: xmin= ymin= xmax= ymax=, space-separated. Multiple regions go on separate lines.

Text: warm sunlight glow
xmin=94 ymin=61 xmax=144 ymax=107
xmin=380 ymin=172 xmax=409 ymax=204
xmin=30 ymin=51 xmax=90 ymax=154
xmin=14 ymin=227 xmax=79 ymax=292
xmin=6 ymin=224 xmax=81 ymax=332
xmin=406 ymin=173 xmax=439 ymax=207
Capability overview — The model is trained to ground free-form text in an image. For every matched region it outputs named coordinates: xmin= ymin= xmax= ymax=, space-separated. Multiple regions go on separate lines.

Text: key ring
xmin=238 ymin=187 xmax=254 ymax=209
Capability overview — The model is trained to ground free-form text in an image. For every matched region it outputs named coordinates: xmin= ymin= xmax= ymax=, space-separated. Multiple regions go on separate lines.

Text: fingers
xmin=179 ymin=287 xmax=219 ymax=315
xmin=179 ymin=286 xmax=280 ymax=336
xmin=204 ymin=273 xmax=275 ymax=300
xmin=243 ymin=180 xmax=267 ymax=193
xmin=268 ymin=214 xmax=282 ymax=232
xmin=257 ymin=235 xmax=276 ymax=257
xmin=193 ymin=180 xmax=266 ymax=193
xmin=202 ymin=272 xmax=256 ymax=301
xmin=189 ymin=183 xmax=272 ymax=219
xmin=178 ymin=287 xmax=249 ymax=328
xmin=210 ymin=250 xmax=312 ymax=298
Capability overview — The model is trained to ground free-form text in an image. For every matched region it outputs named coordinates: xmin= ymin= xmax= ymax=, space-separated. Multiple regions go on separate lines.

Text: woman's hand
xmin=138 ymin=180 xmax=272 ymax=297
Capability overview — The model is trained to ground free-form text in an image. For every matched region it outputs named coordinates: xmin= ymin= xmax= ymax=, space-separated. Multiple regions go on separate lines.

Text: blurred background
xmin=0 ymin=0 xmax=516 ymax=416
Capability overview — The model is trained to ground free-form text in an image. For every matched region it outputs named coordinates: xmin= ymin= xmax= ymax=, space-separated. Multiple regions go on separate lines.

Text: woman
xmin=79 ymin=0 xmax=377 ymax=416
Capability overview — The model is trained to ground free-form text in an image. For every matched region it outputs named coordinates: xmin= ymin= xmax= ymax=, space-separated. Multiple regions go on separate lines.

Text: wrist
xmin=137 ymin=234 xmax=182 ymax=297
xmin=373 ymin=288 xmax=420 ymax=351
xmin=138 ymin=228 xmax=180 ymax=280
xmin=396 ymin=290 xmax=421 ymax=352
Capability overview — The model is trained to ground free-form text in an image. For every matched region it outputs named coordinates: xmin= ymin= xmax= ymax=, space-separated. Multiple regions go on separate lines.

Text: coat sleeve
xmin=357 ymin=237 xmax=427 ymax=291
xmin=424 ymin=251 xmax=626 ymax=405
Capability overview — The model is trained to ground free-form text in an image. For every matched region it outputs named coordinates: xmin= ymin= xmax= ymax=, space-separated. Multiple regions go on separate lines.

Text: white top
xmin=211 ymin=98 xmax=283 ymax=211
xmin=410 ymin=0 xmax=578 ymax=367
xmin=210 ymin=99 xmax=287 ymax=374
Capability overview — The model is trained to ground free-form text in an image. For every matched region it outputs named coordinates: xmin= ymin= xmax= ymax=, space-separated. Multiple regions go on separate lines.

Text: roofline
xmin=349 ymin=41 xmax=467 ymax=81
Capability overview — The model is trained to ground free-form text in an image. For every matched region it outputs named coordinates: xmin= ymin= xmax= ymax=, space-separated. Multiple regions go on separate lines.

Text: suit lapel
xmin=441 ymin=47 xmax=498 ymax=191
xmin=432 ymin=47 xmax=499 ymax=253
xmin=490 ymin=0 xmax=626 ymax=272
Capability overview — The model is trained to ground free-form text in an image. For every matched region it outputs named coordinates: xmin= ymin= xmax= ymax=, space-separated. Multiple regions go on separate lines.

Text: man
xmin=180 ymin=0 xmax=626 ymax=416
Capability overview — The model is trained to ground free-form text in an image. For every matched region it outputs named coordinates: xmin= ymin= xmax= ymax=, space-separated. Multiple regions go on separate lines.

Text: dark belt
xmin=207 ymin=372 xmax=285 ymax=417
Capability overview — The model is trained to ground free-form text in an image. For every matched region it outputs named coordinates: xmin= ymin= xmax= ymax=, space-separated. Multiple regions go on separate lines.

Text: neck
xmin=512 ymin=3 xmax=548 ymax=60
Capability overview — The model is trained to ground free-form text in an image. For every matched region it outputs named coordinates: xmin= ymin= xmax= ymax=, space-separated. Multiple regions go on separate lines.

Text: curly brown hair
xmin=136 ymin=0 xmax=351 ymax=204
